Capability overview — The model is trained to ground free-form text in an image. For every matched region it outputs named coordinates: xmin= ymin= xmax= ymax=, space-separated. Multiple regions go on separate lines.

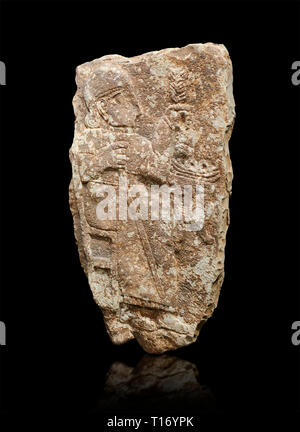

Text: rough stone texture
xmin=69 ymin=43 xmax=235 ymax=354
xmin=98 ymin=355 xmax=214 ymax=411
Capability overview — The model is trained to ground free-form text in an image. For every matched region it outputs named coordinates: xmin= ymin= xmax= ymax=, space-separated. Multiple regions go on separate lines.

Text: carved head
xmin=84 ymin=65 xmax=140 ymax=128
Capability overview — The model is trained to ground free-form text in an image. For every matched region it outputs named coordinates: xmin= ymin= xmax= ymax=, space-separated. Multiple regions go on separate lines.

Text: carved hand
xmin=103 ymin=141 xmax=128 ymax=170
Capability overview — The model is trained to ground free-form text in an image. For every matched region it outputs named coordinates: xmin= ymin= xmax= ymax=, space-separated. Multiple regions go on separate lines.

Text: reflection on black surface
xmin=98 ymin=355 xmax=215 ymax=412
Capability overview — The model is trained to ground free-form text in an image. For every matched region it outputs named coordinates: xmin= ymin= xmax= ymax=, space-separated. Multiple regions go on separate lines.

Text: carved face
xmin=96 ymin=89 xmax=140 ymax=127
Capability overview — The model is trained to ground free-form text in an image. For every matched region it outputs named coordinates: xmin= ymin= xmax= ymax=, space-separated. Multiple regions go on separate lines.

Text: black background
xmin=0 ymin=0 xmax=299 ymax=421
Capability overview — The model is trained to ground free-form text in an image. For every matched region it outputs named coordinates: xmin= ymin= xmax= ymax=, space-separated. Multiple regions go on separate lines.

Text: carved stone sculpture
xmin=69 ymin=43 xmax=235 ymax=354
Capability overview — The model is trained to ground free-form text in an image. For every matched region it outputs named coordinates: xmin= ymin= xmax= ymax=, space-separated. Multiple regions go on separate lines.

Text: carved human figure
xmin=70 ymin=64 xmax=178 ymax=343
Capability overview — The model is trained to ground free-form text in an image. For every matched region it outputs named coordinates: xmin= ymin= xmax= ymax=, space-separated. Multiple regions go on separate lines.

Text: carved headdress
xmin=84 ymin=64 xmax=133 ymax=105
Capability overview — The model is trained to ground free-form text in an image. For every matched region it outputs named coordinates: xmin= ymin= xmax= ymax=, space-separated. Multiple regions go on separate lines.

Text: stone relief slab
xmin=69 ymin=43 xmax=235 ymax=353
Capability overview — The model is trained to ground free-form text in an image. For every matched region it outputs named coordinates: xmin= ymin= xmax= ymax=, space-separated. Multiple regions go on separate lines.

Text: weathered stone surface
xmin=69 ymin=43 xmax=235 ymax=353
